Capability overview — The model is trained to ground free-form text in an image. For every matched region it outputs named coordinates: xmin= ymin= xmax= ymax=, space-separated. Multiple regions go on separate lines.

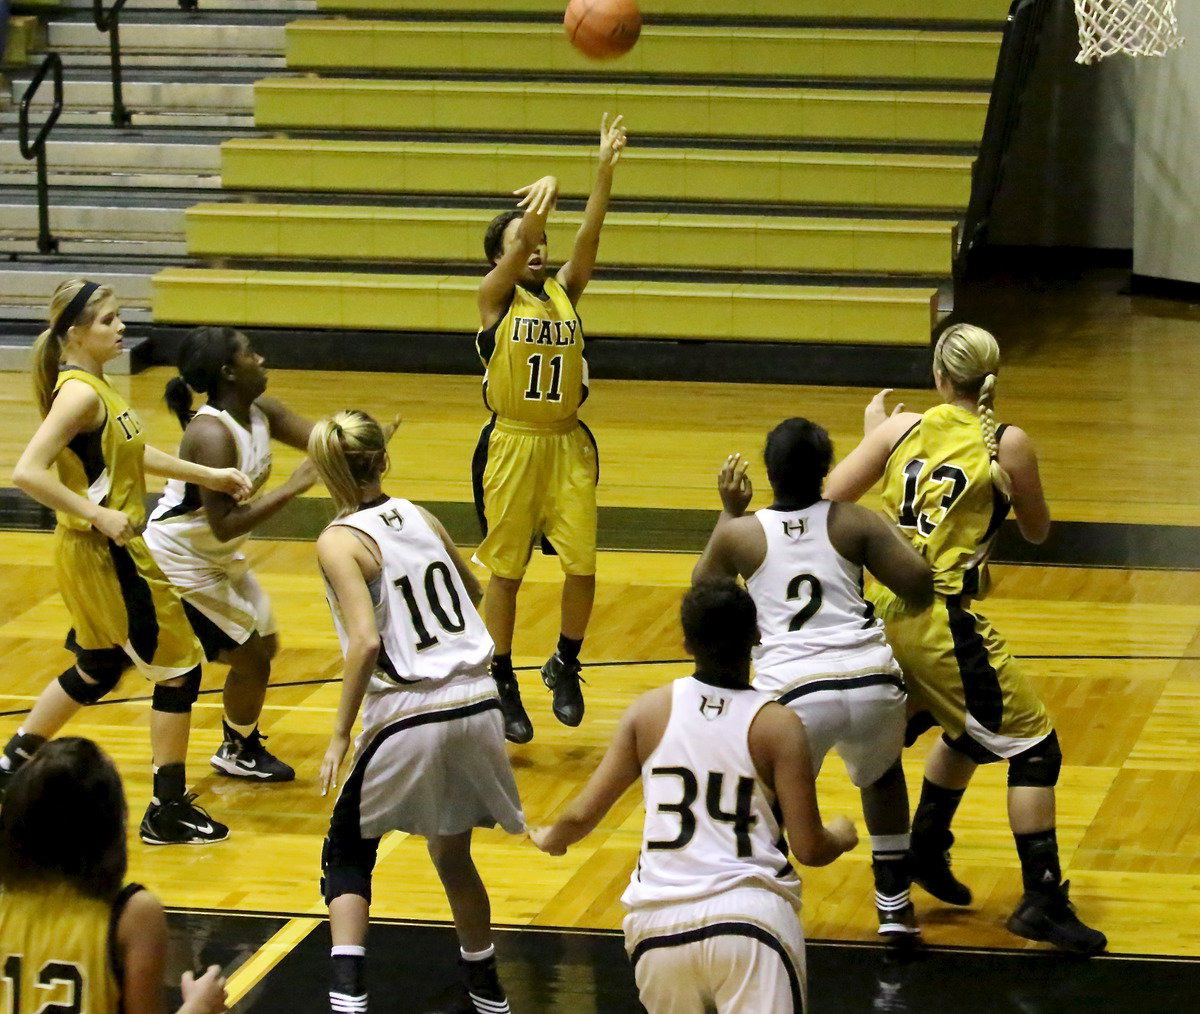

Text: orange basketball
xmin=564 ymin=0 xmax=642 ymax=60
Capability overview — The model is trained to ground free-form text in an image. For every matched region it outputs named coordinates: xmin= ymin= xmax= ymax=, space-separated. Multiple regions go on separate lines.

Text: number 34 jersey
xmin=746 ymin=500 xmax=897 ymax=692
xmin=322 ymin=498 xmax=493 ymax=687
xmin=477 ymin=277 xmax=586 ymax=426
xmin=621 ymin=677 xmax=801 ymax=912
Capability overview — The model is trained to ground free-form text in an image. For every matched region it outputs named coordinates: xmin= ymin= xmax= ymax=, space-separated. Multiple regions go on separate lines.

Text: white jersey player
xmin=143 ymin=327 xmax=316 ymax=782
xmin=311 ymin=411 xmax=523 ymax=1014
xmin=532 ymin=581 xmax=857 ymax=1014
xmin=693 ymin=417 xmax=933 ymax=949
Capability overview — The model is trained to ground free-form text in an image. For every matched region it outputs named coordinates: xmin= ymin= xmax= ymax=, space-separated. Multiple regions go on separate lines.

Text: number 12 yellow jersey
xmin=879 ymin=403 xmax=1010 ymax=599
xmin=476 ymin=278 xmax=586 ymax=426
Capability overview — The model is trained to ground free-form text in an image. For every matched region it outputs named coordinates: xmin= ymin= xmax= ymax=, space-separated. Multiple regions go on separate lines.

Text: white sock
xmin=460 ymin=944 xmax=495 ymax=963
xmin=332 ymin=945 xmax=366 ymax=958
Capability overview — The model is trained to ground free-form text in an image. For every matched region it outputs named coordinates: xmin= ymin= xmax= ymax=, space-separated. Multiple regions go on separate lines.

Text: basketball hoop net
xmin=1074 ymin=0 xmax=1184 ymax=63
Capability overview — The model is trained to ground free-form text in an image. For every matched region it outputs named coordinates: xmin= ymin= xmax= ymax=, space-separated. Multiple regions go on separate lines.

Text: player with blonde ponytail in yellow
xmin=824 ymin=323 xmax=1105 ymax=955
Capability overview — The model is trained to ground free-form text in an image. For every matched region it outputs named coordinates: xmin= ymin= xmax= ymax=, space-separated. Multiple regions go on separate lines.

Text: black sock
xmin=152 ymin=762 xmax=186 ymax=804
xmin=0 ymin=729 xmax=47 ymax=774
xmin=911 ymin=779 xmax=965 ymax=850
xmin=556 ymin=635 xmax=583 ymax=666
xmin=330 ymin=945 xmax=366 ymax=1014
xmin=490 ymin=653 xmax=514 ymax=683
xmin=1014 ymin=828 xmax=1062 ymax=894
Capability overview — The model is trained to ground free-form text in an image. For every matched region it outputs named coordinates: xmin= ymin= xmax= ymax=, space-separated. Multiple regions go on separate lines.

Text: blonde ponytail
xmin=933 ymin=323 xmax=1012 ymax=498
xmin=31 ymin=279 xmax=114 ymax=417
xmin=308 ymin=410 xmax=387 ymax=516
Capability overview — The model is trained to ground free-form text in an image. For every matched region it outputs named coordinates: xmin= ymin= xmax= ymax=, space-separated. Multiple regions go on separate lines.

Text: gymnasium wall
xmin=1132 ymin=0 xmax=1200 ymax=286
xmin=990 ymin=0 xmax=1135 ymax=252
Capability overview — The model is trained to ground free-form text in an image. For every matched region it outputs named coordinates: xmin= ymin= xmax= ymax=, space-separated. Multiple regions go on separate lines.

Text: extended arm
xmin=530 ymin=702 xmax=642 ymax=854
xmin=478 ymin=176 xmax=559 ymax=329
xmin=754 ymin=705 xmax=857 ymax=867
xmin=837 ymin=502 xmax=933 ymax=609
xmin=118 ymin=890 xmax=227 ymax=1014
xmin=416 ymin=505 xmax=483 ymax=607
xmin=143 ymin=444 xmax=250 ymax=499
xmin=318 ymin=527 xmax=382 ymax=794
xmin=257 ymin=395 xmax=315 ymax=451
xmin=693 ymin=452 xmax=762 ymax=583
xmin=557 ymin=114 xmax=627 ymax=304
xmin=998 ymin=425 xmax=1050 ymax=544
xmin=824 ymin=392 xmax=921 ymax=502
xmin=184 ymin=417 xmax=315 ymax=543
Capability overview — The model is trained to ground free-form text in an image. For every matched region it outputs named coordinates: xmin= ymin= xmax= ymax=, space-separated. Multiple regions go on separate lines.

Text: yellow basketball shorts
xmin=55 ymin=528 xmax=204 ymax=681
xmin=884 ymin=594 xmax=1053 ymax=761
xmin=471 ymin=416 xmax=598 ymax=580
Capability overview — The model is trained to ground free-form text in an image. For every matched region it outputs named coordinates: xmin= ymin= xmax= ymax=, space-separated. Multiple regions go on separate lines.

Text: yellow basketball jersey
xmin=879 ymin=404 xmax=1009 ymax=598
xmin=0 ymin=884 xmax=125 ymax=1014
xmin=476 ymin=278 xmax=586 ymax=425
xmin=52 ymin=369 xmax=146 ymax=534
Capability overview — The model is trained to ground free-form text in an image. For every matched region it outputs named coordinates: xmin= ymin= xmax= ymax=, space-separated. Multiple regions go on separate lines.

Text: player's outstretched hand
xmin=864 ymin=389 xmax=904 ymax=436
xmin=529 ymin=826 xmax=567 ymax=856
xmin=92 ymin=506 xmax=139 ymax=545
xmin=826 ymin=815 xmax=859 ymax=854
xmin=717 ymin=453 xmax=753 ymax=517
xmin=180 ymin=965 xmax=227 ymax=1014
xmin=320 ymin=732 xmax=351 ymax=796
xmin=209 ymin=467 xmax=254 ymax=501
xmin=600 ymin=112 xmax=627 ymax=167
xmin=513 ymin=176 xmax=559 ymax=216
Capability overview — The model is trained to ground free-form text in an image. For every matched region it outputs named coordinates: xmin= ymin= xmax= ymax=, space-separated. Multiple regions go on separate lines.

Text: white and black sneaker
xmin=210 ymin=721 xmax=295 ymax=782
xmin=140 ymin=793 xmax=230 ymax=845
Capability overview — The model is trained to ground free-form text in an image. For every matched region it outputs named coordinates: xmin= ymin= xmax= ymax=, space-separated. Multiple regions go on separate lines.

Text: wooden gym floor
xmin=1 ymin=272 xmax=1199 ymax=1010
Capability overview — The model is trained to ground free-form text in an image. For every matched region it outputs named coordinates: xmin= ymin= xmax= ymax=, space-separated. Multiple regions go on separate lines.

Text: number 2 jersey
xmin=476 ymin=277 xmax=587 ymax=425
xmin=322 ymin=497 xmax=493 ymax=687
xmin=747 ymin=500 xmax=900 ymax=694
xmin=881 ymin=404 xmax=1010 ymax=599
xmin=621 ymin=677 xmax=801 ymax=912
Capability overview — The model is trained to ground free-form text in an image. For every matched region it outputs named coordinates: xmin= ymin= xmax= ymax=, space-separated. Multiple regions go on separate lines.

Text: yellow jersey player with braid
xmin=474 ymin=114 xmax=627 ymax=744
xmin=824 ymin=324 xmax=1105 ymax=955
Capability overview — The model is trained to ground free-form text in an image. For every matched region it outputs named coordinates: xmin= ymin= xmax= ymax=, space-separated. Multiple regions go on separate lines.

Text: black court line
xmin=2 ymin=656 xmax=1195 ymax=720
xmin=2 ymin=489 xmax=1199 ymax=571
xmin=210 ymin=914 xmax=1200 ymax=1014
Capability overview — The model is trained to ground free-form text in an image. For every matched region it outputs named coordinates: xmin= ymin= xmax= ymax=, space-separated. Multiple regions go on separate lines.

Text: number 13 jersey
xmin=476 ymin=277 xmax=586 ymax=425
xmin=621 ymin=677 xmax=801 ymax=912
xmin=322 ymin=498 xmax=493 ymax=687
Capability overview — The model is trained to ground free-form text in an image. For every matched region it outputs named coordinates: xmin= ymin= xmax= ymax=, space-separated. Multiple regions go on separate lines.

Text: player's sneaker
xmin=210 ymin=721 xmax=295 ymax=782
xmin=494 ymin=676 xmax=533 ymax=744
xmin=876 ymin=897 xmax=923 ymax=953
xmin=540 ymin=652 xmax=585 ymax=727
xmin=911 ymin=833 xmax=973 ymax=906
xmin=140 ymin=793 xmax=229 ymax=845
xmin=1006 ymin=880 xmax=1107 ymax=955
xmin=426 ymin=955 xmax=511 ymax=1014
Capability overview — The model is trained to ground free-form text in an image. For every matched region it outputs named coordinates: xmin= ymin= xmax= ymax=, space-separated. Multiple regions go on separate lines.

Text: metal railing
xmin=954 ymin=0 xmax=1052 ymax=283
xmin=18 ymin=52 xmax=64 ymax=254
xmin=93 ymin=0 xmax=132 ymax=126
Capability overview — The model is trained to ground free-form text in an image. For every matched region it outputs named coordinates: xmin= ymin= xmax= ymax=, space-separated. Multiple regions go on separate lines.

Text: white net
xmin=1074 ymin=0 xmax=1185 ymax=63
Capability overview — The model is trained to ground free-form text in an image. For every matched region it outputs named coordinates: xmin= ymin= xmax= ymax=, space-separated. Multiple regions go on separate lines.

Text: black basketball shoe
xmin=210 ymin=721 xmax=295 ymax=782
xmin=911 ymin=833 xmax=973 ymax=906
xmin=494 ymin=675 xmax=533 ymax=744
xmin=140 ymin=793 xmax=230 ymax=845
xmin=540 ymin=652 xmax=585 ymax=727
xmin=425 ymin=955 xmax=511 ymax=1014
xmin=1006 ymin=881 xmax=1107 ymax=955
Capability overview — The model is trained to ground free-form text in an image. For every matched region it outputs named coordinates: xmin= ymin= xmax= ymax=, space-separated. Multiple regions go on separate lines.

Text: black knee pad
xmin=59 ymin=649 xmax=129 ymax=705
xmin=1007 ymin=730 xmax=1062 ymax=788
xmin=151 ymin=667 xmax=202 ymax=714
xmin=320 ymin=835 xmax=379 ymax=905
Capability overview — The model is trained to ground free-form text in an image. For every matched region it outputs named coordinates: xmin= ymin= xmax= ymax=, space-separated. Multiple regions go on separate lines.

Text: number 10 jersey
xmin=322 ymin=497 xmax=493 ymax=687
xmin=621 ymin=677 xmax=801 ymax=912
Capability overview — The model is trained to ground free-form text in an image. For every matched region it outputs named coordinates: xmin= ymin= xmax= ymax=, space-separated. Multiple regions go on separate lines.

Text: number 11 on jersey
xmin=524 ymin=353 xmax=563 ymax=402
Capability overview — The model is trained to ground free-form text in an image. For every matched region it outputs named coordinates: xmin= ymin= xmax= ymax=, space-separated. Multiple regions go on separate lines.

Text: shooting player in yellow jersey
xmin=824 ymin=324 xmax=1105 ymax=955
xmin=474 ymin=114 xmax=627 ymax=744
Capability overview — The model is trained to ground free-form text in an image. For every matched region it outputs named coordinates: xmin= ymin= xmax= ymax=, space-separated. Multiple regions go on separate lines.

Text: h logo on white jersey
xmin=379 ymin=508 xmax=404 ymax=530
xmin=782 ymin=519 xmax=807 ymax=538
xmin=699 ymin=695 xmax=728 ymax=721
